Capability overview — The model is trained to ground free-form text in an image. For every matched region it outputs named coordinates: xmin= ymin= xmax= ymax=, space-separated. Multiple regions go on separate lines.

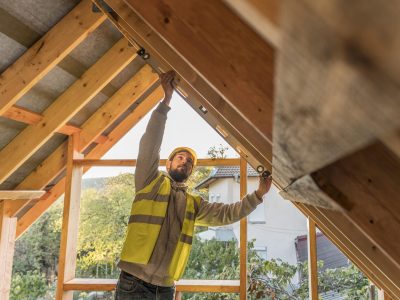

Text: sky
xmin=83 ymin=92 xmax=239 ymax=178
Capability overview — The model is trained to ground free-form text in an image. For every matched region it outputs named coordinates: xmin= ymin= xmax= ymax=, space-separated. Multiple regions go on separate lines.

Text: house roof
xmin=295 ymin=233 xmax=349 ymax=270
xmin=195 ymin=165 xmax=259 ymax=189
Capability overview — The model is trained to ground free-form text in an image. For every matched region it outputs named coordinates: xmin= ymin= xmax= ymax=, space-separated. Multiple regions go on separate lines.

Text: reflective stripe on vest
xmin=120 ymin=173 xmax=201 ymax=280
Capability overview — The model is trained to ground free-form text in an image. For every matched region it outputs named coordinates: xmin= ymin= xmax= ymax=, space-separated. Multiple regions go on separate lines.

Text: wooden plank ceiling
xmin=0 ymin=0 xmax=399 ymax=298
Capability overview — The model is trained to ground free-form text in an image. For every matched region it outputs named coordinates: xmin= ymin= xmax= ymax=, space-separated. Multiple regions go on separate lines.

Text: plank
xmin=296 ymin=203 xmax=400 ymax=300
xmin=0 ymin=0 xmax=106 ymax=115
xmin=0 ymin=190 xmax=45 ymax=200
xmin=273 ymin=0 xmax=400 ymax=187
xmin=0 ymin=38 xmax=137 ymax=185
xmin=307 ymin=218 xmax=318 ymax=300
xmin=73 ymin=158 xmax=241 ymax=167
xmin=0 ymin=200 xmax=17 ymax=300
xmin=223 ymin=0 xmax=281 ymax=48
xmin=4 ymin=105 xmax=111 ymax=138
xmin=16 ymin=86 xmax=163 ymax=238
xmin=55 ymin=134 xmax=83 ymax=300
xmin=239 ymin=157 xmax=247 ymax=300
xmin=13 ymin=65 xmax=158 ymax=216
xmin=125 ymin=0 xmax=274 ymax=142
xmin=63 ymin=278 xmax=240 ymax=293
xmin=311 ymin=142 xmax=400 ymax=270
xmin=103 ymin=0 xmax=273 ymax=170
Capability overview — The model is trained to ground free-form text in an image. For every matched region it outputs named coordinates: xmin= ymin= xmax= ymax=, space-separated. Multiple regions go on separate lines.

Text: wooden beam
xmin=273 ymin=0 xmax=400 ymax=188
xmin=0 ymin=190 xmax=45 ymax=200
xmin=3 ymin=105 xmax=109 ymax=137
xmin=223 ymin=0 xmax=281 ymax=48
xmin=307 ymin=218 xmax=318 ymax=300
xmin=310 ymin=141 xmax=400 ymax=270
xmin=63 ymin=278 xmax=240 ymax=293
xmin=239 ymin=156 xmax=247 ymax=300
xmin=295 ymin=203 xmax=400 ymax=299
xmin=12 ymin=66 xmax=158 ymax=218
xmin=0 ymin=200 xmax=17 ymax=300
xmin=0 ymin=0 xmax=106 ymax=116
xmin=16 ymin=86 xmax=163 ymax=238
xmin=55 ymin=134 xmax=83 ymax=300
xmin=125 ymin=0 xmax=274 ymax=141
xmin=103 ymin=0 xmax=273 ymax=170
xmin=73 ymin=158 xmax=241 ymax=167
xmin=0 ymin=38 xmax=137 ymax=185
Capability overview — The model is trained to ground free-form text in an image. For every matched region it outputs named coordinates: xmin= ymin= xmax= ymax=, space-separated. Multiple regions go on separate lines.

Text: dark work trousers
xmin=115 ymin=271 xmax=175 ymax=300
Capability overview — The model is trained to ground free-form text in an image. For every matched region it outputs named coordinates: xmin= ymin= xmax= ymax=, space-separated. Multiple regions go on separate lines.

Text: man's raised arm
xmin=135 ymin=71 xmax=175 ymax=190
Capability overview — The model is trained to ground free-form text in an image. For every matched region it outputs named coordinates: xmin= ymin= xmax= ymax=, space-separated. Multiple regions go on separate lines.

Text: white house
xmin=195 ymin=165 xmax=308 ymax=266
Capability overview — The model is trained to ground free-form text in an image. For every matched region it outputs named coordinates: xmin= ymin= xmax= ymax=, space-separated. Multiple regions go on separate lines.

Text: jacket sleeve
xmin=195 ymin=192 xmax=263 ymax=227
xmin=135 ymin=102 xmax=170 ymax=191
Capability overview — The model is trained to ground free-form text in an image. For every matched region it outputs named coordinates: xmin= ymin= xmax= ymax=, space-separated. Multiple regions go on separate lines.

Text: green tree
xmin=77 ymin=173 xmax=135 ymax=278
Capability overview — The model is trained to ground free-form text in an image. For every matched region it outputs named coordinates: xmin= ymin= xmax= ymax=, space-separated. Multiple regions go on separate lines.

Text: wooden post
xmin=307 ymin=218 xmax=318 ymax=299
xmin=0 ymin=200 xmax=17 ymax=300
xmin=239 ymin=156 xmax=248 ymax=300
xmin=55 ymin=133 xmax=83 ymax=300
xmin=175 ymin=291 xmax=182 ymax=300
xmin=378 ymin=289 xmax=392 ymax=300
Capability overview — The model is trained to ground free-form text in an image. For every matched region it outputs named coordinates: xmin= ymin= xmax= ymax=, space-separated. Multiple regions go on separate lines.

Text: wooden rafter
xmin=102 ymin=0 xmax=273 ymax=171
xmin=0 ymin=38 xmax=136 ymax=185
xmin=0 ymin=190 xmax=45 ymax=201
xmin=16 ymin=86 xmax=164 ymax=238
xmin=12 ymin=65 xmax=159 ymax=217
xmin=0 ymin=0 xmax=106 ymax=115
xmin=125 ymin=0 xmax=275 ymax=141
xmin=296 ymin=203 xmax=400 ymax=299
xmin=3 ymin=105 xmax=103 ymax=138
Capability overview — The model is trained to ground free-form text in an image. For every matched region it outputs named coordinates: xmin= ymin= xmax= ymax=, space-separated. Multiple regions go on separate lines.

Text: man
xmin=115 ymin=71 xmax=272 ymax=300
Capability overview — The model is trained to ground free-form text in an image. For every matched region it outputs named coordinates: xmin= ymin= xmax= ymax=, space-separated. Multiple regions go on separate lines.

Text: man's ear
xmin=166 ymin=160 xmax=171 ymax=172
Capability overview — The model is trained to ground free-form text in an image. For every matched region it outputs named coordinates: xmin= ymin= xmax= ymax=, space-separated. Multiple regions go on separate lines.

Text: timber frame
xmin=0 ymin=0 xmax=399 ymax=299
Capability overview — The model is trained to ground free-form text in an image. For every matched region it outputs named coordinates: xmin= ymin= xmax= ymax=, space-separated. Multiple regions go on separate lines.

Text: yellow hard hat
xmin=168 ymin=147 xmax=197 ymax=167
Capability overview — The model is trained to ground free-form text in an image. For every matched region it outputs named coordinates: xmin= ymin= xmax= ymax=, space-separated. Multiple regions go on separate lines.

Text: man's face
xmin=166 ymin=151 xmax=194 ymax=182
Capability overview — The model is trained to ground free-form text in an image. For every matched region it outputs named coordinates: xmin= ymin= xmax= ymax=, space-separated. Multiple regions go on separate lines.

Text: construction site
xmin=0 ymin=0 xmax=399 ymax=299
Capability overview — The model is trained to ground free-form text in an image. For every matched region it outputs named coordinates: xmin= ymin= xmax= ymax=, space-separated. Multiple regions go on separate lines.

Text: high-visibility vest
xmin=120 ymin=172 xmax=201 ymax=280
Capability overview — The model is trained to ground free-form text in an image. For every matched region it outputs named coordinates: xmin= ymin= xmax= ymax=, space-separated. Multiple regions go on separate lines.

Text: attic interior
xmin=0 ymin=0 xmax=399 ymax=299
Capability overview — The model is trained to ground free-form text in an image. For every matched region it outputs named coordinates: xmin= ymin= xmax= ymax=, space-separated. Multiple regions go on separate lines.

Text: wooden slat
xmin=239 ymin=156 xmax=247 ymax=300
xmin=295 ymin=203 xmax=400 ymax=299
xmin=0 ymin=190 xmax=45 ymax=200
xmin=55 ymin=134 xmax=83 ymax=300
xmin=223 ymin=0 xmax=281 ymax=48
xmin=307 ymin=218 xmax=318 ymax=300
xmin=0 ymin=38 xmax=137 ymax=185
xmin=12 ymin=66 xmax=158 ymax=218
xmin=103 ymin=0 xmax=273 ymax=170
xmin=125 ymin=0 xmax=274 ymax=141
xmin=273 ymin=0 xmax=400 ymax=188
xmin=63 ymin=278 xmax=240 ymax=293
xmin=16 ymin=87 xmax=163 ymax=238
xmin=0 ymin=201 xmax=17 ymax=300
xmin=73 ymin=158 xmax=241 ymax=167
xmin=311 ymin=142 xmax=400 ymax=270
xmin=0 ymin=0 xmax=106 ymax=115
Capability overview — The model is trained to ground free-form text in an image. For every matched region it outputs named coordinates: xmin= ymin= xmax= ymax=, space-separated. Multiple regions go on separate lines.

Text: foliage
xmin=207 ymin=144 xmax=229 ymax=159
xmin=77 ymin=173 xmax=135 ymax=278
xmin=10 ymin=270 xmax=48 ymax=300
xmin=186 ymin=166 xmax=212 ymax=199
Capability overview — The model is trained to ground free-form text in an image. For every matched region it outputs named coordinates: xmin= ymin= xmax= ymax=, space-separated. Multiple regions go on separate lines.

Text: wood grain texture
xmin=124 ymin=0 xmax=275 ymax=142
xmin=273 ymin=0 xmax=400 ymax=187
xmin=104 ymin=0 xmax=273 ymax=170
xmin=0 ymin=190 xmax=45 ymax=200
xmin=239 ymin=157 xmax=247 ymax=300
xmin=0 ymin=39 xmax=136 ymax=185
xmin=0 ymin=0 xmax=106 ymax=115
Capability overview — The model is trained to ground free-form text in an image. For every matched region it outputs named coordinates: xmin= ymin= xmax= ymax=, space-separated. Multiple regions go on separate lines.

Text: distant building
xmin=195 ymin=165 xmax=308 ymax=266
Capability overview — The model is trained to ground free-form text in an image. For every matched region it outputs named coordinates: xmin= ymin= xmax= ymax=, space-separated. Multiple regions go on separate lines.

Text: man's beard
xmin=169 ymin=167 xmax=189 ymax=182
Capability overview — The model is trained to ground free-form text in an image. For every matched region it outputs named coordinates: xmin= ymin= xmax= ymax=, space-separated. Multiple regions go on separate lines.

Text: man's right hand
xmin=160 ymin=71 xmax=175 ymax=106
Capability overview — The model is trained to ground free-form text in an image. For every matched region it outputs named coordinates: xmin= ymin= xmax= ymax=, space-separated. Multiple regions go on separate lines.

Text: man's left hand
xmin=255 ymin=175 xmax=272 ymax=200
